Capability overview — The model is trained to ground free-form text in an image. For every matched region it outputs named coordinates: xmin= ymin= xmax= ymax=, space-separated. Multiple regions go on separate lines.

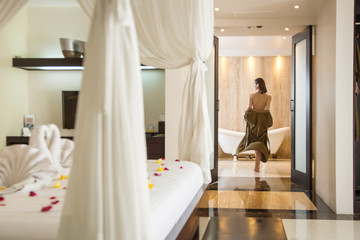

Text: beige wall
xmin=26 ymin=7 xmax=90 ymax=136
xmin=315 ymin=0 xmax=336 ymax=212
xmin=0 ymin=6 xmax=165 ymax=147
xmin=315 ymin=0 xmax=354 ymax=214
xmin=142 ymin=70 xmax=165 ymax=132
xmin=0 ymin=9 xmax=28 ymax=148
xmin=218 ymin=56 xmax=291 ymax=159
xmin=334 ymin=0 xmax=354 ymax=214
xmin=165 ymin=67 xmax=189 ymax=161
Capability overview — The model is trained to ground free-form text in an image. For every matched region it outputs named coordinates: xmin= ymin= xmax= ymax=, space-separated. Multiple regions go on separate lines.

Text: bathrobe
xmin=235 ymin=109 xmax=273 ymax=162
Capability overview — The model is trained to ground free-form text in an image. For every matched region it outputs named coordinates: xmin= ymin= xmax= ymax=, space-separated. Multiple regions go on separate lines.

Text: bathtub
xmin=218 ymin=127 xmax=289 ymax=159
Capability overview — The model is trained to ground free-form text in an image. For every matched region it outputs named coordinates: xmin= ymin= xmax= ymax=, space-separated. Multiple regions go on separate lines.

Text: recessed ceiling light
xmin=215 ymin=7 xmax=220 ymax=11
xmin=282 ymin=37 xmax=286 ymax=40
xmin=220 ymin=28 xmax=225 ymax=32
xmin=285 ymin=27 xmax=290 ymax=31
xmin=294 ymin=5 xmax=300 ymax=9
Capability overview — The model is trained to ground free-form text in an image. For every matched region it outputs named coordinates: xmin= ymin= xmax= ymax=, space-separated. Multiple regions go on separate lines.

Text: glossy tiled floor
xmin=219 ymin=159 xmax=291 ymax=178
xmin=197 ymin=190 xmax=317 ymax=210
xmin=282 ymin=219 xmax=360 ymax=240
xmin=194 ymin=160 xmax=360 ymax=240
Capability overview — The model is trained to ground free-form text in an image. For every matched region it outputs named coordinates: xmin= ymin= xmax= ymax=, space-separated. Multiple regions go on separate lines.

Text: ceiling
xmin=28 ymin=0 xmax=328 ymax=37
xmin=214 ymin=0 xmax=328 ymax=37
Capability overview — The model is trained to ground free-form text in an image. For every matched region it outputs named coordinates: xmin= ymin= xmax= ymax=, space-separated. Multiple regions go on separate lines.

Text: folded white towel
xmin=29 ymin=124 xmax=63 ymax=173
xmin=60 ymin=138 xmax=74 ymax=174
xmin=0 ymin=145 xmax=58 ymax=194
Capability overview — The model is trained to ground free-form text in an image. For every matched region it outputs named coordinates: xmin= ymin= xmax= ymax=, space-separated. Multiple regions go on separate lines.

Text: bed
xmin=0 ymin=159 xmax=204 ymax=240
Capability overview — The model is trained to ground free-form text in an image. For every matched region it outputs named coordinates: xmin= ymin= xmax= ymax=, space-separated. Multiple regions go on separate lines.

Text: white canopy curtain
xmin=58 ymin=0 xmax=151 ymax=239
xmin=131 ymin=0 xmax=214 ymax=184
xmin=79 ymin=0 xmax=214 ymax=183
xmin=0 ymin=0 xmax=28 ymax=30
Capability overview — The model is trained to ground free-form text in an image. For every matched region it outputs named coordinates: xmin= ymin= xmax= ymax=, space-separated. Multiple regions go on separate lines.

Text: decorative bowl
xmin=59 ymin=38 xmax=86 ymax=58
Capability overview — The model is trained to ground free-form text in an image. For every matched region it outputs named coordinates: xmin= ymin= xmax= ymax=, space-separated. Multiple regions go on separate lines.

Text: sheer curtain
xmin=130 ymin=0 xmax=214 ymax=183
xmin=0 ymin=0 xmax=28 ymax=30
xmin=77 ymin=0 xmax=95 ymax=18
xmin=78 ymin=0 xmax=214 ymax=183
xmin=58 ymin=0 xmax=151 ymax=239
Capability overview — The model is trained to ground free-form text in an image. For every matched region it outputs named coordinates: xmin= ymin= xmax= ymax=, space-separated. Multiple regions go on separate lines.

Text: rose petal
xmin=164 ymin=167 xmax=169 ymax=171
xmin=148 ymin=184 xmax=154 ymax=189
xmin=161 ymin=163 xmax=165 ymax=166
xmin=41 ymin=205 xmax=52 ymax=212
xmin=51 ymin=200 xmax=60 ymax=205
xmin=175 ymin=159 xmax=180 ymax=162
xmin=157 ymin=167 xmax=164 ymax=172
xmin=0 ymin=187 xmax=6 ymax=190
xmin=0 ymin=196 xmax=4 ymax=201
xmin=29 ymin=191 xmax=37 ymax=197
xmin=0 ymin=204 xmax=6 ymax=206
xmin=180 ymin=166 xmax=183 ymax=169
xmin=50 ymin=196 xmax=57 ymax=200
xmin=154 ymin=173 xmax=161 ymax=176
xmin=63 ymin=187 xmax=67 ymax=190
xmin=162 ymin=158 xmax=165 ymax=160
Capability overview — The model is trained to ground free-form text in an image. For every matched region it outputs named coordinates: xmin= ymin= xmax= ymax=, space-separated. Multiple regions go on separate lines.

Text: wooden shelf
xmin=12 ymin=58 xmax=83 ymax=71
xmin=12 ymin=58 xmax=161 ymax=71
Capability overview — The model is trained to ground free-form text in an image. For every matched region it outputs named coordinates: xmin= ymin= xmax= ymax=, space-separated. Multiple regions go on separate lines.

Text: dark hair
xmin=255 ymin=78 xmax=267 ymax=94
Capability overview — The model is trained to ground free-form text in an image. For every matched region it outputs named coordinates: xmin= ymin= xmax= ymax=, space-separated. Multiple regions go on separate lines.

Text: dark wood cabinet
xmin=6 ymin=136 xmax=73 ymax=146
xmin=7 ymin=135 xmax=164 ymax=159
xmin=146 ymin=133 xmax=164 ymax=159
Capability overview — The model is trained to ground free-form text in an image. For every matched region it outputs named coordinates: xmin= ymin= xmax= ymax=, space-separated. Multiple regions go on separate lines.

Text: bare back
xmin=249 ymin=92 xmax=271 ymax=111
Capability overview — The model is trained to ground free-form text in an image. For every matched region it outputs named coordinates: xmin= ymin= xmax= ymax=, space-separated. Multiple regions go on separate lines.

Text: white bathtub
xmin=218 ymin=127 xmax=289 ymax=158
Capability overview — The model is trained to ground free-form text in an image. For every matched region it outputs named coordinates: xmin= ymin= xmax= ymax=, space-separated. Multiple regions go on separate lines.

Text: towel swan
xmin=29 ymin=124 xmax=74 ymax=174
xmin=0 ymin=145 xmax=58 ymax=194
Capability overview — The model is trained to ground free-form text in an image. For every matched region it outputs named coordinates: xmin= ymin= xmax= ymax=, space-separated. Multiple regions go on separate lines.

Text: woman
xmin=236 ymin=78 xmax=272 ymax=172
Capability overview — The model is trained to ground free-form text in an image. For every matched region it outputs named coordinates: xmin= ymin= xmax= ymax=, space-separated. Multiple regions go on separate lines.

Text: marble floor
xmin=190 ymin=159 xmax=360 ymax=240
xmin=197 ymin=190 xmax=317 ymax=210
xmin=219 ymin=159 xmax=291 ymax=178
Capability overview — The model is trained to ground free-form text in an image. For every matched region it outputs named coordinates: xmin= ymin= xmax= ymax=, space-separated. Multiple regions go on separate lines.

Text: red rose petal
xmin=41 ymin=205 xmax=52 ymax=212
xmin=63 ymin=187 xmax=67 ymax=190
xmin=161 ymin=158 xmax=165 ymax=160
xmin=175 ymin=159 xmax=180 ymax=162
xmin=29 ymin=191 xmax=37 ymax=197
xmin=51 ymin=200 xmax=60 ymax=205
xmin=50 ymin=196 xmax=56 ymax=200
xmin=0 ymin=196 xmax=4 ymax=201
xmin=164 ymin=167 xmax=169 ymax=171
xmin=0 ymin=204 xmax=5 ymax=206
xmin=154 ymin=173 xmax=161 ymax=176
xmin=180 ymin=166 xmax=183 ymax=169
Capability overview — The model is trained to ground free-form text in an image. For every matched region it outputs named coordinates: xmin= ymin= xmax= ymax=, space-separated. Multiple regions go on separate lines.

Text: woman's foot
xmin=254 ymin=165 xmax=260 ymax=172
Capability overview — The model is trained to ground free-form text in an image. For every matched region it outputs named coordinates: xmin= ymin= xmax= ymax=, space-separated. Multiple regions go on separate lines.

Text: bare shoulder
xmin=250 ymin=92 xmax=258 ymax=98
xmin=265 ymin=93 xmax=272 ymax=100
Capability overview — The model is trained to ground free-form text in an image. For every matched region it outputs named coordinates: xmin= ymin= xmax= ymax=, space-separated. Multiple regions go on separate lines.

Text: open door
xmin=205 ymin=36 xmax=219 ymax=183
xmin=291 ymin=26 xmax=313 ymax=191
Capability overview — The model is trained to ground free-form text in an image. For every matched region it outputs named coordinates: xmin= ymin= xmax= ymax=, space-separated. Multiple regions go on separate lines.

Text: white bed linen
xmin=147 ymin=160 xmax=203 ymax=240
xmin=0 ymin=160 xmax=203 ymax=240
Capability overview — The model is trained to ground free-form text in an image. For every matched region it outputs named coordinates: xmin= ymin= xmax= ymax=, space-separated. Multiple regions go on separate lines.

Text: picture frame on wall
xmin=24 ymin=114 xmax=35 ymax=130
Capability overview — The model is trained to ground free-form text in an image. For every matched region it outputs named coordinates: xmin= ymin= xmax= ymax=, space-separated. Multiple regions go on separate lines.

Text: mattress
xmin=0 ymin=159 xmax=203 ymax=240
xmin=147 ymin=160 xmax=203 ymax=240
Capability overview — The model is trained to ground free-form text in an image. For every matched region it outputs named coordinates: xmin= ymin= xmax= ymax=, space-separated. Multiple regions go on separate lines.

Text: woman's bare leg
xmin=254 ymin=150 xmax=261 ymax=172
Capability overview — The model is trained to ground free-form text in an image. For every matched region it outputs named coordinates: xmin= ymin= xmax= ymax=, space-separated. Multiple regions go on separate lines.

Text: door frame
xmin=211 ymin=36 xmax=219 ymax=183
xmin=291 ymin=26 xmax=313 ymax=191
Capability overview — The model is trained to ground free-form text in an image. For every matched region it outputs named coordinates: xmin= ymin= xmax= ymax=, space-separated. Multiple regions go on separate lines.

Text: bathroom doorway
xmin=216 ymin=37 xmax=292 ymax=180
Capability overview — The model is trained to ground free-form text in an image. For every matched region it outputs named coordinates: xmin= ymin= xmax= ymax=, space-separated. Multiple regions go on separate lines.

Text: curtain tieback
xmin=191 ymin=59 xmax=208 ymax=72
